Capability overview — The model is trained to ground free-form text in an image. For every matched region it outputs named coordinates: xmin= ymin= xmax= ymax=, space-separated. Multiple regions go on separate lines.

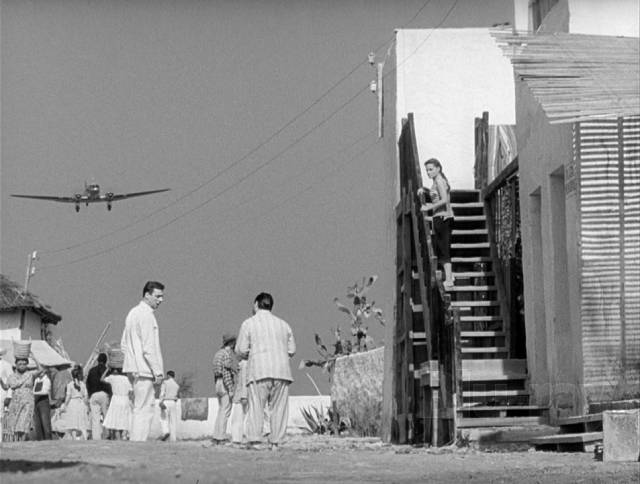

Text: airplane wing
xmin=98 ymin=188 xmax=170 ymax=202
xmin=11 ymin=194 xmax=85 ymax=203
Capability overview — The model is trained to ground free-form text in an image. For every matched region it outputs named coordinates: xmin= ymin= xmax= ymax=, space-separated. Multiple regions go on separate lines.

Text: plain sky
xmin=0 ymin=0 xmax=513 ymax=396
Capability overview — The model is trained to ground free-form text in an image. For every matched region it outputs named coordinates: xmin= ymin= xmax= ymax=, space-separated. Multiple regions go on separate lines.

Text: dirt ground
xmin=1 ymin=435 xmax=638 ymax=484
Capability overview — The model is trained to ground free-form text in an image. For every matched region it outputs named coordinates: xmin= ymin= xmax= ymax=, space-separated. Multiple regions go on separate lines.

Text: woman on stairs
xmin=417 ymin=158 xmax=455 ymax=288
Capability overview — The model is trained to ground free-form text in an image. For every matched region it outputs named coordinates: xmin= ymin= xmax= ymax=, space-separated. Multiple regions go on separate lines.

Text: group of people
xmin=0 ymin=348 xmax=180 ymax=443
xmin=1 ymin=280 xmax=296 ymax=448
xmin=0 ymin=351 xmax=91 ymax=441
xmin=84 ymin=349 xmax=181 ymax=442
xmin=0 ymin=280 xmax=180 ymax=443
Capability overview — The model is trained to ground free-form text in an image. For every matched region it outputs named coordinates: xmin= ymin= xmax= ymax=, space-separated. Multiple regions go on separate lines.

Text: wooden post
xmin=83 ymin=321 xmax=112 ymax=372
xmin=377 ymin=62 xmax=383 ymax=138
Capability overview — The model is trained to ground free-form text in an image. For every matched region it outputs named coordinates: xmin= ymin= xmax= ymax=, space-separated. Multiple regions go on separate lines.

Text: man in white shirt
xmin=33 ymin=370 xmax=53 ymax=440
xmin=159 ymin=370 xmax=180 ymax=442
xmin=236 ymin=292 xmax=296 ymax=450
xmin=121 ymin=280 xmax=165 ymax=442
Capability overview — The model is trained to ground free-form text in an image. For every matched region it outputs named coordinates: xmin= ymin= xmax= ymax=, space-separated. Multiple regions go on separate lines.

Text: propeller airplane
xmin=11 ymin=182 xmax=170 ymax=212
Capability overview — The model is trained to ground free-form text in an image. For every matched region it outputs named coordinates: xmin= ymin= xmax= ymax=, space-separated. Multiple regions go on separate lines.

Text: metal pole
xmin=23 ymin=251 xmax=37 ymax=293
xmin=377 ymin=62 xmax=383 ymax=138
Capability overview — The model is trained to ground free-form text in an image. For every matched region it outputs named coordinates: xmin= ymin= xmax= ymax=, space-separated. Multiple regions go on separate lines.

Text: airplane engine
xmin=75 ymin=194 xmax=81 ymax=213
xmin=106 ymin=193 xmax=114 ymax=211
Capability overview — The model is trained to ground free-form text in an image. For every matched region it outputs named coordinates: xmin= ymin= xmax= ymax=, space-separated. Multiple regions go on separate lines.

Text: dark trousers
xmin=432 ymin=216 xmax=452 ymax=263
xmin=33 ymin=395 xmax=52 ymax=440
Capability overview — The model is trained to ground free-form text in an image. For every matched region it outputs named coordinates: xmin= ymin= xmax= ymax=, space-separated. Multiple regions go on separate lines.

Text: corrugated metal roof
xmin=492 ymin=31 xmax=640 ymax=124
xmin=0 ymin=274 xmax=62 ymax=324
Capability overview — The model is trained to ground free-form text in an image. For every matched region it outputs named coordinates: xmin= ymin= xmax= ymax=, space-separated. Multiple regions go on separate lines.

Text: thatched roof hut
xmin=0 ymin=274 xmax=61 ymax=325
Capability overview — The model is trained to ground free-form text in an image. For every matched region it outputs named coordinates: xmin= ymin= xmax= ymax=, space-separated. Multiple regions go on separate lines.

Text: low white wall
xmin=148 ymin=395 xmax=330 ymax=440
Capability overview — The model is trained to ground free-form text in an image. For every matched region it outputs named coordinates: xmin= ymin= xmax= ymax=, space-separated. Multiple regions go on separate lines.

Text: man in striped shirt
xmin=236 ymin=292 xmax=296 ymax=450
xmin=212 ymin=334 xmax=237 ymax=444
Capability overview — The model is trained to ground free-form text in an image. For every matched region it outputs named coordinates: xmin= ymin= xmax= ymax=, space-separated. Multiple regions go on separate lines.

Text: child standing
xmin=60 ymin=365 xmax=89 ymax=440
xmin=101 ymin=351 xmax=132 ymax=440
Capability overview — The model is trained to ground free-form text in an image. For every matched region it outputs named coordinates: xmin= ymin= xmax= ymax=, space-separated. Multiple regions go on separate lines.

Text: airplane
xmin=11 ymin=182 xmax=170 ymax=212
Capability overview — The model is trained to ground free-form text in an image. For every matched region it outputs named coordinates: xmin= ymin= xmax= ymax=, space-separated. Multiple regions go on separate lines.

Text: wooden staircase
xmin=449 ymin=190 xmax=547 ymax=428
xmin=531 ymin=414 xmax=603 ymax=451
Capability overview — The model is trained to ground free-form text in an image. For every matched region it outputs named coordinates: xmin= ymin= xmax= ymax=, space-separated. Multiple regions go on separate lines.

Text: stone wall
xmin=331 ymin=347 xmax=384 ymax=436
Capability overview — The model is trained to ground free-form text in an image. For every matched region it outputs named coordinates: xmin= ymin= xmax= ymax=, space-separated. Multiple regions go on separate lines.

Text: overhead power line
xmin=40 ymin=130 xmax=379 ymax=270
xmin=41 ymin=0 xmax=436 ymax=257
xmin=38 ymin=0 xmax=458 ymax=268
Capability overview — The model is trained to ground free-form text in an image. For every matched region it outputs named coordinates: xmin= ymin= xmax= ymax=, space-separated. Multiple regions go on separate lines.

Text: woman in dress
xmin=418 ymin=158 xmax=455 ymax=287
xmin=0 ymin=357 xmax=44 ymax=441
xmin=59 ymin=365 xmax=89 ymax=440
xmin=101 ymin=361 xmax=132 ymax=440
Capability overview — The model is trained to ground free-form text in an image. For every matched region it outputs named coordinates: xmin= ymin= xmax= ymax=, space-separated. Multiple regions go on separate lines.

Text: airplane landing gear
xmin=75 ymin=204 xmax=80 ymax=212
xmin=107 ymin=203 xmax=112 ymax=211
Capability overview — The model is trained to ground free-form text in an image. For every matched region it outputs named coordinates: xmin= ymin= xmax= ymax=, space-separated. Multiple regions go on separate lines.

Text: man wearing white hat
xmin=121 ymin=280 xmax=165 ymax=442
xmin=0 ymin=347 xmax=13 ymax=441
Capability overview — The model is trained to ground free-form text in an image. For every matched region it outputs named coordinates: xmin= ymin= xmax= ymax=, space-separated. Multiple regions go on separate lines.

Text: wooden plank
xmin=451 ymin=242 xmax=490 ymax=249
xmin=451 ymin=300 xmax=500 ymax=307
xmin=451 ymin=256 xmax=492 ymax=263
xmin=556 ymin=414 xmax=603 ymax=426
xmin=458 ymin=416 xmax=546 ymax=428
xmin=452 ymin=202 xmax=484 ymax=208
xmin=453 ymin=271 xmax=494 ymax=278
xmin=461 ymin=347 xmax=509 ymax=353
xmin=460 ymin=331 xmax=505 ymax=337
xmin=448 ymin=285 xmax=496 ymax=291
xmin=531 ymin=432 xmax=603 ymax=445
xmin=460 ymin=315 xmax=502 ymax=321
xmin=464 ymin=389 xmax=528 ymax=397
xmin=452 ymin=229 xmax=488 ymax=235
xmin=453 ymin=215 xmax=486 ymax=221
xmin=460 ymin=405 xmax=548 ymax=411
xmin=461 ymin=358 xmax=527 ymax=375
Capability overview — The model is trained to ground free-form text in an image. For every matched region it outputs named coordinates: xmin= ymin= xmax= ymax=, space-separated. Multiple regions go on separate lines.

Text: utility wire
xmin=40 ymin=130 xmax=378 ymax=270
xmin=41 ymin=0 xmax=435 ymax=257
xmin=39 ymin=0 xmax=458 ymax=267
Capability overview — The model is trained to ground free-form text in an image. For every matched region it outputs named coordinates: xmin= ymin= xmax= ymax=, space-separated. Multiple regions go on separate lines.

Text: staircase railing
xmin=394 ymin=113 xmax=461 ymax=445
xmin=482 ymin=159 xmax=525 ymax=358
xmin=474 ymin=111 xmax=525 ymax=358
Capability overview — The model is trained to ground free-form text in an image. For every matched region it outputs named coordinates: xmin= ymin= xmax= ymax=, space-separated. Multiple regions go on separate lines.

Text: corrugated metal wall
xmin=577 ymin=116 xmax=640 ymax=401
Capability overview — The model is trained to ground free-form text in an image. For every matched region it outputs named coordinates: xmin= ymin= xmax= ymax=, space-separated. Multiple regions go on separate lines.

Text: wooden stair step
xmin=451 ymin=242 xmax=490 ymax=249
xmin=462 ymin=371 xmax=527 ymax=381
xmin=452 ymin=229 xmax=488 ymax=235
xmin=464 ymin=389 xmax=529 ymax=397
xmin=531 ymin=431 xmax=603 ymax=446
xmin=451 ymin=300 xmax=500 ymax=307
xmin=557 ymin=414 xmax=602 ymax=427
xmin=460 ymin=405 xmax=547 ymax=412
xmin=458 ymin=416 xmax=547 ymax=428
xmin=461 ymin=347 xmax=508 ymax=353
xmin=462 ymin=358 xmax=527 ymax=381
xmin=461 ymin=331 xmax=505 ymax=337
xmin=451 ymin=256 xmax=492 ymax=263
xmin=454 ymin=271 xmax=494 ymax=278
xmin=460 ymin=315 xmax=502 ymax=322
xmin=453 ymin=215 xmax=486 ymax=221
xmin=448 ymin=285 xmax=496 ymax=291
xmin=451 ymin=202 xmax=484 ymax=208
